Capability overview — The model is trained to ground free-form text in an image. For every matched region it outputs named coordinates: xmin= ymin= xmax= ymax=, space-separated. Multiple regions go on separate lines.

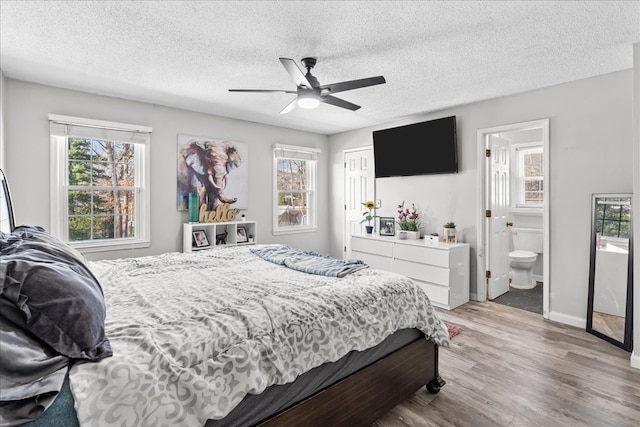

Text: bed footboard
xmin=257 ymin=337 xmax=441 ymax=427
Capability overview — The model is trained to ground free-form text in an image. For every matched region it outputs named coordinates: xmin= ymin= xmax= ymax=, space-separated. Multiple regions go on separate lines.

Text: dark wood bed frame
xmin=258 ymin=337 xmax=444 ymax=427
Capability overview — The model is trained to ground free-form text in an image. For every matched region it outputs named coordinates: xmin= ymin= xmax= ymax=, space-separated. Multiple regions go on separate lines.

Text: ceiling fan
xmin=229 ymin=57 xmax=386 ymax=114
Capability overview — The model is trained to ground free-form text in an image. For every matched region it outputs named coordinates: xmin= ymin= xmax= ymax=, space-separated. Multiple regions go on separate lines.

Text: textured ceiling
xmin=1 ymin=1 xmax=639 ymax=135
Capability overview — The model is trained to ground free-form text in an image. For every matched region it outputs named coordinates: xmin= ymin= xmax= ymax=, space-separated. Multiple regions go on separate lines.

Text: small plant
xmin=360 ymin=200 xmax=378 ymax=226
xmin=443 ymin=221 xmax=456 ymax=229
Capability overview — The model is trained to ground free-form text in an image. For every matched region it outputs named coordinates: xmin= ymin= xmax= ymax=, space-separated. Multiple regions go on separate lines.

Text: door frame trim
xmin=475 ymin=118 xmax=550 ymax=318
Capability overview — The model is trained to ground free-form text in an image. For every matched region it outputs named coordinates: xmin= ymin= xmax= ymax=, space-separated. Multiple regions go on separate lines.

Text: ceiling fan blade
xmin=321 ymin=95 xmax=361 ymax=111
xmin=229 ymin=89 xmax=297 ymax=94
xmin=279 ymin=57 xmax=313 ymax=88
xmin=280 ymin=98 xmax=297 ymax=114
xmin=320 ymin=76 xmax=386 ymax=95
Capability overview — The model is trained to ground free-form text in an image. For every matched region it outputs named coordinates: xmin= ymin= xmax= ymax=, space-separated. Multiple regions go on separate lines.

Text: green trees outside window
xmin=67 ymin=138 xmax=136 ymax=241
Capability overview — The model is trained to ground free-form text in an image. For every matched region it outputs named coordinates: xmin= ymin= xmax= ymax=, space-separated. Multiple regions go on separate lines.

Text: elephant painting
xmin=177 ymin=135 xmax=248 ymax=211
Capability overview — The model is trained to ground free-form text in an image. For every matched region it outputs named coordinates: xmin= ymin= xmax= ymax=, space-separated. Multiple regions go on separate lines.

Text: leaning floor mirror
xmin=586 ymin=193 xmax=633 ymax=352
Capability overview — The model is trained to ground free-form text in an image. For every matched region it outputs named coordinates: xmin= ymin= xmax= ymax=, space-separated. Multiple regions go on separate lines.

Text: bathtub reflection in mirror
xmin=586 ymin=193 xmax=633 ymax=352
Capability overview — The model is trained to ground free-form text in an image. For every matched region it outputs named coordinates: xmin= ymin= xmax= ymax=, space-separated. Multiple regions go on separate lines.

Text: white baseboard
xmin=532 ymin=274 xmax=543 ymax=282
xmin=548 ymin=311 xmax=585 ymax=329
xmin=631 ymin=351 xmax=640 ymax=370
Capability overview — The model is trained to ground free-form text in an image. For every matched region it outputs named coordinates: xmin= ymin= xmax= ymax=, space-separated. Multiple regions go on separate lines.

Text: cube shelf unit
xmin=183 ymin=221 xmax=257 ymax=253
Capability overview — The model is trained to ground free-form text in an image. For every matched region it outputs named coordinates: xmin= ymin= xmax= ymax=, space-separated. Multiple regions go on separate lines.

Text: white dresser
xmin=351 ymin=234 xmax=470 ymax=310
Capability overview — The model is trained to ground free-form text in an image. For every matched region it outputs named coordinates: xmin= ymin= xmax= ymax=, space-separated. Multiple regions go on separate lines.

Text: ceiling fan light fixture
xmin=229 ymin=57 xmax=385 ymax=113
xmin=297 ymin=92 xmax=320 ymax=109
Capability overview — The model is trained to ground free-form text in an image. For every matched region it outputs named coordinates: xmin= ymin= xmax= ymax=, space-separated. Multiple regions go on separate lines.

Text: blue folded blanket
xmin=250 ymin=244 xmax=368 ymax=278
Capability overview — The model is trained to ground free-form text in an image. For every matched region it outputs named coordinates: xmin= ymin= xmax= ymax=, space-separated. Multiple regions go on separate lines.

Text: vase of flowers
xmin=361 ymin=200 xmax=378 ymax=234
xmin=397 ymin=201 xmax=421 ymax=239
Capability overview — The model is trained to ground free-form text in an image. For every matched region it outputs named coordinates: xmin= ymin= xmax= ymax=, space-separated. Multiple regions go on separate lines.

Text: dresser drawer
xmin=393 ymin=259 xmax=450 ymax=286
xmin=351 ymin=236 xmax=393 ymax=257
xmin=393 ymin=244 xmax=450 ymax=267
xmin=414 ymin=281 xmax=450 ymax=309
xmin=352 ymin=250 xmax=393 ymax=271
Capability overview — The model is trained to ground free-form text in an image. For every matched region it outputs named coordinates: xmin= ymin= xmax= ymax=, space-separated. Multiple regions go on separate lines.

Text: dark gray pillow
xmin=0 ymin=226 xmax=112 ymax=360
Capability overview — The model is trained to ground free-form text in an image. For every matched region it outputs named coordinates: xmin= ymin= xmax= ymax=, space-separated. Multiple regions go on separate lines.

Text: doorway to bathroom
xmin=476 ymin=119 xmax=550 ymax=318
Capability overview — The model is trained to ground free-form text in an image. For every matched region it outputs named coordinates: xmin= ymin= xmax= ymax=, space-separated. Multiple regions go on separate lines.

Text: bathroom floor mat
xmin=492 ymin=281 xmax=543 ymax=314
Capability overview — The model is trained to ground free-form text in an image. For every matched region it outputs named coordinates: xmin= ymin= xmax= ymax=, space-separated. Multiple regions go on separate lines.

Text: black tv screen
xmin=373 ymin=115 xmax=458 ymax=178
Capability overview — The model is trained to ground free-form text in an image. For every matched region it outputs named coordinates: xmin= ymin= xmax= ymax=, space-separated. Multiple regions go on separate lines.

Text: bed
xmin=0 ymin=169 xmax=449 ymax=427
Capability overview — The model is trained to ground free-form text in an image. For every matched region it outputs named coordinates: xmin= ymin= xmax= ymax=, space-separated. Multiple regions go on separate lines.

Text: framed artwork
xmin=379 ymin=217 xmax=395 ymax=236
xmin=192 ymin=230 xmax=210 ymax=247
xmin=177 ymin=134 xmax=249 ymax=211
xmin=236 ymin=226 xmax=248 ymax=243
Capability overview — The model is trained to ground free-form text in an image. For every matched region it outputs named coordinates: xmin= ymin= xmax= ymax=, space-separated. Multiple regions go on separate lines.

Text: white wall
xmin=329 ymin=70 xmax=634 ymax=328
xmin=632 ymin=43 xmax=640 ymax=369
xmin=2 ymin=79 xmax=330 ymax=259
xmin=0 ymin=70 xmax=5 ymax=170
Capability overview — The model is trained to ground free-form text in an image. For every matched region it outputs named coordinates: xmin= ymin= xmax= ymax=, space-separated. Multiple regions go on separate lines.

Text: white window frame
xmin=510 ymin=142 xmax=543 ymax=214
xmin=49 ymin=114 xmax=151 ymax=252
xmin=272 ymin=144 xmax=319 ymax=235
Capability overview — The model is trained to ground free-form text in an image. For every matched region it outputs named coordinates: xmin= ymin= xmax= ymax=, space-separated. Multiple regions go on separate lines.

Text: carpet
xmin=444 ymin=321 xmax=461 ymax=339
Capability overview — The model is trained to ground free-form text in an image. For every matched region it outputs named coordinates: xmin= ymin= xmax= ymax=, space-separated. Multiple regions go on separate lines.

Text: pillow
xmin=0 ymin=226 xmax=112 ymax=360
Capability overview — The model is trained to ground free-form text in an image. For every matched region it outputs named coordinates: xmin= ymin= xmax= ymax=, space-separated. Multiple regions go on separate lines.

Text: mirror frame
xmin=0 ymin=168 xmax=16 ymax=233
xmin=586 ymin=193 xmax=633 ymax=352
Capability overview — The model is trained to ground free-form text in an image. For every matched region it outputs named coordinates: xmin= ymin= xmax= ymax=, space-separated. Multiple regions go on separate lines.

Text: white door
xmin=344 ymin=148 xmax=375 ymax=258
xmin=487 ymin=135 xmax=510 ymax=300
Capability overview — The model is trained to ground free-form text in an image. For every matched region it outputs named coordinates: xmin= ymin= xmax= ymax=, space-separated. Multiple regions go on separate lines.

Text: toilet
xmin=509 ymin=227 xmax=542 ymax=289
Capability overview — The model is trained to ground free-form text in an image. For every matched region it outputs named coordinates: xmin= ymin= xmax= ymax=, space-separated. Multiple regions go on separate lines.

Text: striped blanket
xmin=250 ymin=244 xmax=368 ymax=277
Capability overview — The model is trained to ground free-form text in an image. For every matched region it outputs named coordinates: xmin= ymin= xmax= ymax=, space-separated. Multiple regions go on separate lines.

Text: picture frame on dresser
xmin=193 ymin=230 xmax=210 ymax=248
xmin=236 ymin=226 xmax=248 ymax=243
xmin=379 ymin=217 xmax=395 ymax=236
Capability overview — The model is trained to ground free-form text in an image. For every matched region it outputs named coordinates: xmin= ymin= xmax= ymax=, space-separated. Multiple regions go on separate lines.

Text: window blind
xmin=49 ymin=114 xmax=151 ymax=144
xmin=273 ymin=144 xmax=320 ymax=161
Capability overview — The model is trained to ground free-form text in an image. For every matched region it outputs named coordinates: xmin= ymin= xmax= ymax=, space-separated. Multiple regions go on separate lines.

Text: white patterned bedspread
xmin=69 ymin=245 xmax=450 ymax=427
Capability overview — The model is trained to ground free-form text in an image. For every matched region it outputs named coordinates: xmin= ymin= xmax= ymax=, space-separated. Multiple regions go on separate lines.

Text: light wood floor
xmin=592 ymin=311 xmax=626 ymax=343
xmin=372 ymin=301 xmax=640 ymax=427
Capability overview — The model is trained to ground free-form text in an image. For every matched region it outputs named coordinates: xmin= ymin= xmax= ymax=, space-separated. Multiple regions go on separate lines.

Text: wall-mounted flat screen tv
xmin=373 ymin=115 xmax=458 ymax=178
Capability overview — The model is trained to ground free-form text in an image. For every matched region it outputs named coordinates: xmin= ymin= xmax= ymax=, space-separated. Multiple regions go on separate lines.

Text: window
xmin=595 ymin=198 xmax=630 ymax=239
xmin=512 ymin=143 xmax=543 ymax=209
xmin=273 ymin=144 xmax=319 ymax=234
xmin=49 ymin=114 xmax=151 ymax=252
